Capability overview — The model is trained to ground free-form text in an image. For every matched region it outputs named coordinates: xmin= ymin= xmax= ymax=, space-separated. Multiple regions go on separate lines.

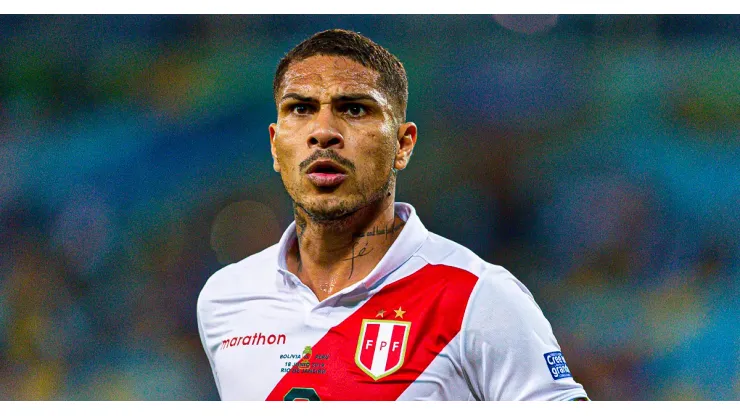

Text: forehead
xmin=280 ymin=55 xmax=382 ymax=97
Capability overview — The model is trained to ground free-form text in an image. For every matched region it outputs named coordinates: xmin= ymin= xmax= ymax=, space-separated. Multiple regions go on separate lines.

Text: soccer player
xmin=197 ymin=29 xmax=588 ymax=401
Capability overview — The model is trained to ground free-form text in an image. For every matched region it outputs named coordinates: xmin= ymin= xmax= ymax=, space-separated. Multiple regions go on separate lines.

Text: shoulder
xmin=197 ymin=243 xmax=280 ymax=314
xmin=414 ymin=231 xmax=530 ymax=299
xmin=416 ymin=234 xmax=586 ymax=400
xmin=415 ymin=231 xmax=543 ymax=328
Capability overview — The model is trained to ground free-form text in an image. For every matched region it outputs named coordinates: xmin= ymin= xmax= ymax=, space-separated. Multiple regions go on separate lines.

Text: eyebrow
xmin=280 ymin=93 xmax=317 ymax=103
xmin=280 ymin=92 xmax=380 ymax=104
xmin=334 ymin=94 xmax=378 ymax=103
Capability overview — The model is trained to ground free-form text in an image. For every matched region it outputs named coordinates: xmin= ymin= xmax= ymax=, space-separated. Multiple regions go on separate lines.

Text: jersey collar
xmin=276 ymin=202 xmax=429 ymax=294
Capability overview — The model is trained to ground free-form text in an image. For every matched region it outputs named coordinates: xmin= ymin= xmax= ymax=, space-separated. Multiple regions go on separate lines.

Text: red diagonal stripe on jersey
xmin=266 ymin=264 xmax=479 ymax=401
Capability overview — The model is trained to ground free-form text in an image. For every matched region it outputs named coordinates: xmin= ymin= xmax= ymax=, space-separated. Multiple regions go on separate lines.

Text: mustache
xmin=299 ymin=150 xmax=356 ymax=173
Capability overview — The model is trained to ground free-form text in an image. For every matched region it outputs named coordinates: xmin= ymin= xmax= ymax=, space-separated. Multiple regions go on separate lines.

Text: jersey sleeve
xmin=197 ymin=285 xmax=223 ymax=399
xmin=459 ymin=266 xmax=588 ymax=401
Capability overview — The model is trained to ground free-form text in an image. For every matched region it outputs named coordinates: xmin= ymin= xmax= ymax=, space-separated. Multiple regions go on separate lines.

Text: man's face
xmin=269 ymin=55 xmax=410 ymax=222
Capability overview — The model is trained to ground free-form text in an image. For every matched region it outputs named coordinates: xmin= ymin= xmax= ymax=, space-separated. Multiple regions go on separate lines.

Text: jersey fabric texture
xmin=197 ymin=202 xmax=588 ymax=401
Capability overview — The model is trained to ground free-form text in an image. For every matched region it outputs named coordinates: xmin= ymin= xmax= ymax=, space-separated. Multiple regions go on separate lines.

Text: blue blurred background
xmin=0 ymin=15 xmax=738 ymax=400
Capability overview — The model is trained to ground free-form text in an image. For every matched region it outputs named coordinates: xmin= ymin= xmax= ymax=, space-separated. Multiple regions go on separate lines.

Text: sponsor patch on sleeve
xmin=543 ymin=351 xmax=572 ymax=380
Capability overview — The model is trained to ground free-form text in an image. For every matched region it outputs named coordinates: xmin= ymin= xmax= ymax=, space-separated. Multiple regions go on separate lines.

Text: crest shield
xmin=355 ymin=319 xmax=411 ymax=380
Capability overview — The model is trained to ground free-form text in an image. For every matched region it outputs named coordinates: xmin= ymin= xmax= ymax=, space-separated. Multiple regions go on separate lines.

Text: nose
xmin=308 ymin=105 xmax=344 ymax=149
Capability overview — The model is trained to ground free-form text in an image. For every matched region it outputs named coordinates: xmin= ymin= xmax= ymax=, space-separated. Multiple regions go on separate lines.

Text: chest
xmin=211 ymin=285 xmax=471 ymax=400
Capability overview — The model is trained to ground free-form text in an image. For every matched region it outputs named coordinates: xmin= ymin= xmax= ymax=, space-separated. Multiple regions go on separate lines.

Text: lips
xmin=305 ymin=160 xmax=348 ymax=187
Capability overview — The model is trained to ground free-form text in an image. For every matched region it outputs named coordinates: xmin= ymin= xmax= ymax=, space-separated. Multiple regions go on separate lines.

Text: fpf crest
xmin=354 ymin=319 xmax=411 ymax=380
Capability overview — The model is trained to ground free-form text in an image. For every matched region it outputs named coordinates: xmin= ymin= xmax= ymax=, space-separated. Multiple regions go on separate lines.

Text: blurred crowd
xmin=0 ymin=15 xmax=738 ymax=400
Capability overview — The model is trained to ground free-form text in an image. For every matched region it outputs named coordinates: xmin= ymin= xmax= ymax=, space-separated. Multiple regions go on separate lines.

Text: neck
xmin=287 ymin=195 xmax=406 ymax=301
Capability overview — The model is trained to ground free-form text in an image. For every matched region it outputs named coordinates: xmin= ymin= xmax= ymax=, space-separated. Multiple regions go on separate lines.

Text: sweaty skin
xmin=269 ymin=55 xmax=417 ymax=301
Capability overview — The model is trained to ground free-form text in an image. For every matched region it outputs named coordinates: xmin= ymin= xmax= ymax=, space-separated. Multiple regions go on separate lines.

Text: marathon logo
xmin=220 ymin=333 xmax=286 ymax=350
xmin=544 ymin=351 xmax=572 ymax=380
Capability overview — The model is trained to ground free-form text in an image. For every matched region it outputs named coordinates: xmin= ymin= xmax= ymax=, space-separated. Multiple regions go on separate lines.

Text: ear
xmin=269 ymin=123 xmax=280 ymax=173
xmin=394 ymin=122 xmax=417 ymax=171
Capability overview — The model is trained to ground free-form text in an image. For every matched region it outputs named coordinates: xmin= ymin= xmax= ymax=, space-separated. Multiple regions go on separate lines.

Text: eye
xmin=292 ymin=104 xmax=311 ymax=115
xmin=343 ymin=103 xmax=367 ymax=117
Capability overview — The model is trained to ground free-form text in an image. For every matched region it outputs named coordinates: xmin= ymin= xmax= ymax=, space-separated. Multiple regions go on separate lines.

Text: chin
xmin=300 ymin=197 xmax=361 ymax=223
xmin=293 ymin=176 xmax=394 ymax=224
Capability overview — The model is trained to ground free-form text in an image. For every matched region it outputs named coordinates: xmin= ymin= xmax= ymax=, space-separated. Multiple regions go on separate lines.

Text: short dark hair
xmin=273 ymin=29 xmax=408 ymax=121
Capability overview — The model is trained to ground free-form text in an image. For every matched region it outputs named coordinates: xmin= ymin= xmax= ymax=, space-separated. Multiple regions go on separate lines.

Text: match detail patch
xmin=543 ymin=351 xmax=572 ymax=380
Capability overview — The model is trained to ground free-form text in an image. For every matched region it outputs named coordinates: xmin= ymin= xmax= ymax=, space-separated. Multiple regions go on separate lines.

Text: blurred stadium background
xmin=0 ymin=15 xmax=738 ymax=400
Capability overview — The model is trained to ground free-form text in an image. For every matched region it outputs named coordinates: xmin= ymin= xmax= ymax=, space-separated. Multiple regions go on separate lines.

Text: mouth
xmin=305 ymin=160 xmax=348 ymax=187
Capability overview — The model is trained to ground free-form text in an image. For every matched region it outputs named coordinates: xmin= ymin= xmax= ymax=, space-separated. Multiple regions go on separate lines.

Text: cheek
xmin=358 ymin=134 xmax=396 ymax=176
xmin=274 ymin=144 xmax=301 ymax=178
xmin=378 ymin=120 xmax=395 ymax=139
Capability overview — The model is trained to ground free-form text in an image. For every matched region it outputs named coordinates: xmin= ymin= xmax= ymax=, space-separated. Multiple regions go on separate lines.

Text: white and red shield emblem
xmin=354 ymin=319 xmax=411 ymax=380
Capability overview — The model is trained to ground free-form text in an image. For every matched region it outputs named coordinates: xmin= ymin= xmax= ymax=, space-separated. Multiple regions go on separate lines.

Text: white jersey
xmin=197 ymin=202 xmax=588 ymax=401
